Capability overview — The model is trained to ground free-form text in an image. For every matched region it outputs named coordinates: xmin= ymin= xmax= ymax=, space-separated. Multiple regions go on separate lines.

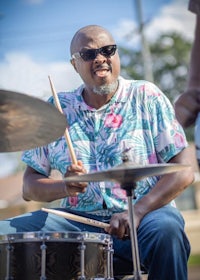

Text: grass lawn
xmin=189 ymin=255 xmax=200 ymax=266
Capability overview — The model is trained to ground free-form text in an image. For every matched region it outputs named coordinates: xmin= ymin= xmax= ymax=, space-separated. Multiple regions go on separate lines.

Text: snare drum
xmin=0 ymin=231 xmax=113 ymax=280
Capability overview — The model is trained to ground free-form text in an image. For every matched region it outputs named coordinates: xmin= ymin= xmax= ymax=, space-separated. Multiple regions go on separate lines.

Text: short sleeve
xmin=143 ymin=82 xmax=188 ymax=163
xmin=21 ymin=146 xmax=51 ymax=176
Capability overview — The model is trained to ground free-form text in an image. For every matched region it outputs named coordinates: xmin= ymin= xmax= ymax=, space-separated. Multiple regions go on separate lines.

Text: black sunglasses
xmin=72 ymin=44 xmax=117 ymax=61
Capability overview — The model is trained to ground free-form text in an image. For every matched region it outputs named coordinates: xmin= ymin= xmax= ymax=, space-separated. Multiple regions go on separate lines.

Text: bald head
xmin=70 ymin=25 xmax=116 ymax=56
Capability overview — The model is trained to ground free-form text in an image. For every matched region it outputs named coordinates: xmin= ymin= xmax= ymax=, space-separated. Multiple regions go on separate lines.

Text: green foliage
xmin=119 ymin=32 xmax=194 ymax=140
xmin=119 ymin=32 xmax=192 ymax=101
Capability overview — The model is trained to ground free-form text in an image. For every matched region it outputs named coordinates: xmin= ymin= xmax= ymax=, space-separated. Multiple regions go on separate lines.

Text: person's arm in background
xmin=188 ymin=16 xmax=200 ymax=89
xmin=175 ymin=1 xmax=200 ymax=127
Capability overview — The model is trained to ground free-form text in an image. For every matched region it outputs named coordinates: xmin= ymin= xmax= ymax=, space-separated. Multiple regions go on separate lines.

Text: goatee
xmin=92 ymin=80 xmax=118 ymax=96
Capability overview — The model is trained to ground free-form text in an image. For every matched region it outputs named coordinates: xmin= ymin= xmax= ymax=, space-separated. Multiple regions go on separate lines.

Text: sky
xmin=0 ymin=0 xmax=196 ymax=177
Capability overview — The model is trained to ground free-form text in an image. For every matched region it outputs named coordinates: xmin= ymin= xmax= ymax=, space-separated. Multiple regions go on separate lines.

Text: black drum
xmin=0 ymin=231 xmax=113 ymax=280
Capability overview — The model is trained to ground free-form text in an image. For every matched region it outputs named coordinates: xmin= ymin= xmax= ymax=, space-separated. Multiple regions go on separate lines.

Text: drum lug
xmin=5 ymin=243 xmax=14 ymax=280
xmin=40 ymin=241 xmax=47 ymax=280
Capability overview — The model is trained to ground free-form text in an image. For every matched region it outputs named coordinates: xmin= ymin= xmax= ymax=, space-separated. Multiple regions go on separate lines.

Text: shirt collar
xmin=74 ymin=77 xmax=129 ymax=111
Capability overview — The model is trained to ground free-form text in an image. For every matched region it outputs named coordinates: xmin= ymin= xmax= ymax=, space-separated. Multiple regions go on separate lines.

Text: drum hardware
xmin=5 ymin=242 xmax=14 ymax=280
xmin=106 ymin=241 xmax=114 ymax=279
xmin=79 ymin=238 xmax=86 ymax=280
xmin=62 ymin=162 xmax=189 ymax=280
xmin=62 ymin=162 xmax=190 ymax=184
xmin=40 ymin=240 xmax=47 ymax=280
xmin=0 ymin=232 xmax=114 ymax=280
xmin=0 ymin=89 xmax=66 ymax=152
xmin=121 ymin=182 xmax=142 ymax=280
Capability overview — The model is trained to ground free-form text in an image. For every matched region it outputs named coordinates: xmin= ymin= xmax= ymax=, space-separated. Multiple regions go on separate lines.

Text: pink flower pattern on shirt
xmin=104 ymin=112 xmax=123 ymax=128
xmin=22 ymin=77 xmax=188 ymax=213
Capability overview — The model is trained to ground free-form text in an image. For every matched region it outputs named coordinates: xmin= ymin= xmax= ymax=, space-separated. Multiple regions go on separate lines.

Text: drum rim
xmin=0 ymin=231 xmax=112 ymax=244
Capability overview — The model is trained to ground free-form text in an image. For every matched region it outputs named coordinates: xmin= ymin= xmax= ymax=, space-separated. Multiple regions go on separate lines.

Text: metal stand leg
xmin=123 ymin=184 xmax=142 ymax=280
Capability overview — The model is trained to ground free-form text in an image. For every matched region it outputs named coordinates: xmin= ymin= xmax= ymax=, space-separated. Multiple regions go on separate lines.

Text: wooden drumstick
xmin=48 ymin=75 xmax=77 ymax=165
xmin=42 ymin=207 xmax=110 ymax=229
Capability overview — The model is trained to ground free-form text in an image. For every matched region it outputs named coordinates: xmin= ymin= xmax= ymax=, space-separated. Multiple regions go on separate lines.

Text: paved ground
xmin=188 ymin=265 xmax=200 ymax=280
xmin=122 ymin=265 xmax=200 ymax=280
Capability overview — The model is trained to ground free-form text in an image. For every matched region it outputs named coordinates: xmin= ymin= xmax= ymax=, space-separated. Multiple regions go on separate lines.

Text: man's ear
xmin=70 ymin=59 xmax=78 ymax=72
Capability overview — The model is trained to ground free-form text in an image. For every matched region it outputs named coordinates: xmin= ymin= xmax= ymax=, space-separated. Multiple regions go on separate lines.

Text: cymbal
xmin=0 ymin=89 xmax=66 ymax=152
xmin=64 ymin=163 xmax=190 ymax=185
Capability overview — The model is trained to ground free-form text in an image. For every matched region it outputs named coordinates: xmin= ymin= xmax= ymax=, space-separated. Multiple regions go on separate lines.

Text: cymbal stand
xmin=122 ymin=182 xmax=142 ymax=280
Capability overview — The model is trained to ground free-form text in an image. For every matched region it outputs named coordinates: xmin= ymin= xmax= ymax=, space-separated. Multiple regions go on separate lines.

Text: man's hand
xmin=64 ymin=160 xmax=88 ymax=196
xmin=104 ymin=210 xmax=141 ymax=239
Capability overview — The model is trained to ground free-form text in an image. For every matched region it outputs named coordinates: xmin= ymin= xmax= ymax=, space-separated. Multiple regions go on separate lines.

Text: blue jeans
xmin=0 ymin=205 xmax=190 ymax=280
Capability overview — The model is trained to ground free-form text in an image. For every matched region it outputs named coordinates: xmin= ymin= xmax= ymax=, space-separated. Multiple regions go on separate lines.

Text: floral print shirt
xmin=22 ymin=77 xmax=187 ymax=215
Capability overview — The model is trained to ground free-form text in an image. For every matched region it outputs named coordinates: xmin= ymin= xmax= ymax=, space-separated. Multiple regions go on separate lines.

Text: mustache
xmin=94 ymin=64 xmax=112 ymax=72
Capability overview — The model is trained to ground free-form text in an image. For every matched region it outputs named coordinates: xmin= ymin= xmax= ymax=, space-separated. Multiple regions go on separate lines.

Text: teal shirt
xmin=22 ymin=77 xmax=187 ymax=214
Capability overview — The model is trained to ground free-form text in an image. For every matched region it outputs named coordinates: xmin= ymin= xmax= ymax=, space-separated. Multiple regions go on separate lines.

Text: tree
xmin=119 ymin=31 xmax=194 ymax=140
xmin=119 ymin=32 xmax=192 ymax=101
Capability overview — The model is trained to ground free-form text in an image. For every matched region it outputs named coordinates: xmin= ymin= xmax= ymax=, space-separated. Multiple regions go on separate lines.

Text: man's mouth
xmin=95 ymin=69 xmax=109 ymax=77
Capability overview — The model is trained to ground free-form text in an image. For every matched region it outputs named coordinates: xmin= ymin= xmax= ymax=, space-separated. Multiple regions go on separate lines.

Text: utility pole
xmin=134 ymin=0 xmax=154 ymax=82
